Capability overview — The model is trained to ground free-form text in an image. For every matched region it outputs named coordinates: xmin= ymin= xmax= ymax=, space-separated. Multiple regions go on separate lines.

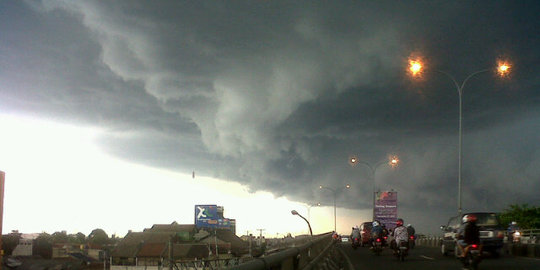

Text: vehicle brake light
xmin=471 ymin=244 xmax=478 ymax=248
xmin=376 ymin=238 xmax=381 ymax=242
xmin=410 ymin=236 xmax=414 ymax=239
xmin=384 ymin=236 xmax=388 ymax=239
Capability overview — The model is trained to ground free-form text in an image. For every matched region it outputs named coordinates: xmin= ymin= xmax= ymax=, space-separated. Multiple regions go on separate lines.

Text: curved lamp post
xmin=291 ymin=210 xmax=313 ymax=237
xmin=409 ymin=59 xmax=511 ymax=215
xmin=349 ymin=155 xmax=399 ymax=219
xmin=319 ymin=184 xmax=350 ymax=232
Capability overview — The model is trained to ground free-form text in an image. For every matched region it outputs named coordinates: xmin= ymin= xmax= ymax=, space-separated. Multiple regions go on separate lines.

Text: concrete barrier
xmin=416 ymin=237 xmax=540 ymax=258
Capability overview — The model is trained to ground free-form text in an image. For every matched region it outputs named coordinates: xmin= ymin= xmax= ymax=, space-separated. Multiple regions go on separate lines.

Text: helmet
xmin=462 ymin=214 xmax=477 ymax=223
xmin=511 ymin=221 xmax=517 ymax=225
xmin=407 ymin=224 xmax=412 ymax=227
xmin=396 ymin=218 xmax=404 ymax=226
xmin=373 ymin=221 xmax=380 ymax=227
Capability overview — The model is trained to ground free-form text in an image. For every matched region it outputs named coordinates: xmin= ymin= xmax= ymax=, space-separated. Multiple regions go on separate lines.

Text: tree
xmin=499 ymin=204 xmax=540 ymax=229
xmin=2 ymin=233 xmax=21 ymax=256
xmin=51 ymin=231 xmax=69 ymax=243
xmin=71 ymin=232 xmax=87 ymax=244
xmin=88 ymin=228 xmax=109 ymax=246
xmin=34 ymin=233 xmax=53 ymax=259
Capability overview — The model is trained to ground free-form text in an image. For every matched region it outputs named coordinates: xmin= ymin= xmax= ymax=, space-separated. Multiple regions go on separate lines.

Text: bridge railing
xmin=226 ymin=232 xmax=346 ymax=270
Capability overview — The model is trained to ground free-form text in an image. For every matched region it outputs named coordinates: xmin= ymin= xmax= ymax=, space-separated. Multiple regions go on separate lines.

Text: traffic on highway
xmin=338 ymin=241 xmax=540 ymax=269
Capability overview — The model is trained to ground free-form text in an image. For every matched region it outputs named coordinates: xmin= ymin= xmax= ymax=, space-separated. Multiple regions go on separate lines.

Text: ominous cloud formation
xmin=1 ymin=1 xmax=538 ymax=233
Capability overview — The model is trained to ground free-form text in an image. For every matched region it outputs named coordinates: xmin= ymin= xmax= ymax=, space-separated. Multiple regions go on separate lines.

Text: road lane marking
xmin=420 ymin=255 xmax=435 ymax=260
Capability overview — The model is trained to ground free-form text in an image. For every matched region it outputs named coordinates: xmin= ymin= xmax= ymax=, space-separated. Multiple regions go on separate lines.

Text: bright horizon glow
xmin=0 ymin=114 xmax=368 ymax=237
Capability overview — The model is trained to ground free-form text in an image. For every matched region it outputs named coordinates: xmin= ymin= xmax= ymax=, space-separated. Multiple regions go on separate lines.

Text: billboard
xmin=195 ymin=205 xmax=218 ymax=228
xmin=195 ymin=205 xmax=235 ymax=231
xmin=374 ymin=191 xmax=398 ymax=230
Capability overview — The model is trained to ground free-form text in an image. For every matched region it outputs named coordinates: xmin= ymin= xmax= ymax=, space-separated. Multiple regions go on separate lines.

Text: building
xmin=110 ymin=222 xmax=248 ymax=269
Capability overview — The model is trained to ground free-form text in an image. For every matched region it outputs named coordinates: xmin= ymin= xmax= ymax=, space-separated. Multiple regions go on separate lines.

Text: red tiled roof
xmin=137 ymin=242 xmax=166 ymax=257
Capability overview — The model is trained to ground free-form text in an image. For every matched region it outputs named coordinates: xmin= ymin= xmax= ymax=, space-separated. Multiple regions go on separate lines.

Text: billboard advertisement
xmin=195 ymin=205 xmax=235 ymax=231
xmin=195 ymin=205 xmax=218 ymax=228
xmin=374 ymin=191 xmax=398 ymax=230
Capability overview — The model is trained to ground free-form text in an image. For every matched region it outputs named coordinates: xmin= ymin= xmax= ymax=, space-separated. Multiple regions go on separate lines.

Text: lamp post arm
xmin=435 ymin=70 xmax=461 ymax=95
xmin=354 ymin=161 xmax=376 ymax=177
xmin=436 ymin=69 xmax=490 ymax=95
xmin=297 ymin=213 xmax=313 ymax=237
xmin=460 ymin=69 xmax=490 ymax=91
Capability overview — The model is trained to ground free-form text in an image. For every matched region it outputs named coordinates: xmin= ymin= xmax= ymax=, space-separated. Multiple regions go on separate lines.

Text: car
xmin=360 ymin=222 xmax=373 ymax=246
xmin=440 ymin=212 xmax=505 ymax=257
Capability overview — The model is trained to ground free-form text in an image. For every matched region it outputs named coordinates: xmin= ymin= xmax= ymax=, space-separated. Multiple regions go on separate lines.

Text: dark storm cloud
xmin=1 ymin=0 xmax=538 ymax=233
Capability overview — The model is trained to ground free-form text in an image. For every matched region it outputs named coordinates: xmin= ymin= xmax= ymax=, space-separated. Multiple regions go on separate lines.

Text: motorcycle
xmin=394 ymin=240 xmax=409 ymax=261
xmin=511 ymin=230 xmax=521 ymax=243
xmin=372 ymin=237 xmax=384 ymax=255
xmin=457 ymin=244 xmax=482 ymax=270
xmin=408 ymin=235 xmax=416 ymax=249
xmin=351 ymin=237 xmax=360 ymax=249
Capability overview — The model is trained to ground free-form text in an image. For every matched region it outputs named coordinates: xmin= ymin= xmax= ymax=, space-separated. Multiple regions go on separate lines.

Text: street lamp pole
xmin=409 ymin=59 xmax=510 ymax=215
xmin=291 ymin=210 xmax=313 ymax=237
xmin=319 ymin=185 xmax=350 ymax=232
xmin=306 ymin=202 xmax=321 ymax=224
xmin=435 ymin=69 xmax=489 ymax=216
xmin=349 ymin=156 xmax=398 ymax=219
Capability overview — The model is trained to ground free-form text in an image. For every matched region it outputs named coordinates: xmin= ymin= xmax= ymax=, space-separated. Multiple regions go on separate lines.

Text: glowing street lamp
xmin=409 ymin=60 xmax=423 ymax=76
xmin=408 ymin=57 xmax=511 ymax=215
xmin=349 ymin=155 xmax=399 ymax=219
xmin=319 ymin=184 xmax=351 ymax=232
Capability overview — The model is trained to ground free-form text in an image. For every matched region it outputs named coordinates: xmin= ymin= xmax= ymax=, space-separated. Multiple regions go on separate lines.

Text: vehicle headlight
xmin=514 ymin=231 xmax=521 ymax=236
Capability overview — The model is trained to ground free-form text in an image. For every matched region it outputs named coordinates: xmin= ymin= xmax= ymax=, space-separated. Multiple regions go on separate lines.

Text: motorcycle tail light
xmin=376 ymin=238 xmax=381 ymax=242
xmin=410 ymin=236 xmax=414 ymax=239
xmin=384 ymin=236 xmax=387 ymax=239
xmin=471 ymin=244 xmax=478 ymax=248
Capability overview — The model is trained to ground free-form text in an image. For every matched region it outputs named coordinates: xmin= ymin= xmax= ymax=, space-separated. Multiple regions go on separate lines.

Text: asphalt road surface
xmin=337 ymin=242 xmax=540 ymax=270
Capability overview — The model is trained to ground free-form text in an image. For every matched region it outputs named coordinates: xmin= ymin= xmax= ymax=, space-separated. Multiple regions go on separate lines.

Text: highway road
xmin=337 ymin=242 xmax=540 ymax=269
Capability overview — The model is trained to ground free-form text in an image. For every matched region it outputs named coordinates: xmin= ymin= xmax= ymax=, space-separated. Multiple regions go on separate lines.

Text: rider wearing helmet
xmin=371 ymin=220 xmax=383 ymax=246
xmin=457 ymin=214 xmax=481 ymax=257
xmin=406 ymin=224 xmax=415 ymax=237
xmin=391 ymin=218 xmax=409 ymax=253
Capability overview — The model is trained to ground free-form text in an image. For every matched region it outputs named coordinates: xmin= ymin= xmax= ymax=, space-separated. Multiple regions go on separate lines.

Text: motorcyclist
xmin=371 ymin=220 xmax=383 ymax=246
xmin=457 ymin=214 xmax=481 ymax=258
xmin=406 ymin=224 xmax=415 ymax=238
xmin=507 ymin=221 xmax=519 ymax=242
xmin=350 ymin=226 xmax=361 ymax=245
xmin=391 ymin=218 xmax=409 ymax=253
xmin=406 ymin=224 xmax=416 ymax=248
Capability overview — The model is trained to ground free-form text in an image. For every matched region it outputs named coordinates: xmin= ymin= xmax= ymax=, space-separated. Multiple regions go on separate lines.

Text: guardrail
xmin=516 ymin=229 xmax=540 ymax=244
xmin=226 ymin=233 xmax=347 ymax=270
xmin=416 ymin=234 xmax=540 ymax=258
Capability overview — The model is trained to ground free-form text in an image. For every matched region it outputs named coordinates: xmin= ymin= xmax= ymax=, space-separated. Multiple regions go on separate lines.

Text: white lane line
xmin=420 ymin=255 xmax=435 ymax=260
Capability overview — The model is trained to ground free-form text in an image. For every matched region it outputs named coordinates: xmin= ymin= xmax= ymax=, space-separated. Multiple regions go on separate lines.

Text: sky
xmin=0 ymin=1 xmax=539 ymax=237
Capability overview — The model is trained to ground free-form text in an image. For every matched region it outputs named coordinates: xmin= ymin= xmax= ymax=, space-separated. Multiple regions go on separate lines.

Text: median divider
xmin=416 ymin=236 xmax=540 ymax=258
xmin=226 ymin=232 xmax=350 ymax=270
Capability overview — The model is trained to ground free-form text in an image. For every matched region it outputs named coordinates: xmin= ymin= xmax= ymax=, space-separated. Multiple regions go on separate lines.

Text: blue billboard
xmin=195 ymin=205 xmax=235 ymax=230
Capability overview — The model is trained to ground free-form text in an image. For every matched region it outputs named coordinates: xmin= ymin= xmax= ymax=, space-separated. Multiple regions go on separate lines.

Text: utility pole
xmin=168 ymin=236 xmax=173 ymax=270
xmin=256 ymin=229 xmax=265 ymax=246
xmin=247 ymin=231 xmax=252 ymax=258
